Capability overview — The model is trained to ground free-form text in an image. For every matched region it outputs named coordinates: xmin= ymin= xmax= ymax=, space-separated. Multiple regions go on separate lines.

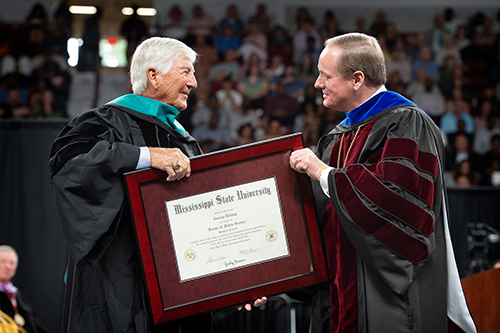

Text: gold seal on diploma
xmin=184 ymin=249 xmax=196 ymax=262
xmin=266 ymin=230 xmax=278 ymax=242
xmin=14 ymin=313 xmax=25 ymax=327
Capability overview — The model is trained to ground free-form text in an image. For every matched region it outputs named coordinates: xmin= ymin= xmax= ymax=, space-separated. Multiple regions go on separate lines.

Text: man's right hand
xmin=149 ymin=148 xmax=191 ymax=181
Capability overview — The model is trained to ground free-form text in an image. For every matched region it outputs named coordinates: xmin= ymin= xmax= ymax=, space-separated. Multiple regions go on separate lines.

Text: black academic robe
xmin=313 ymin=103 xmax=472 ymax=332
xmin=0 ymin=289 xmax=47 ymax=333
xmin=49 ymin=103 xmax=211 ymax=333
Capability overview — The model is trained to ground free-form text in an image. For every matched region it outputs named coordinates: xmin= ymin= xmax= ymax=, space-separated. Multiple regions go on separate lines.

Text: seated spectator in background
xmin=376 ymin=34 xmax=391 ymax=60
xmin=301 ymin=125 xmax=321 ymax=152
xmin=186 ymin=4 xmax=216 ymax=45
xmin=461 ymin=32 xmax=490 ymax=64
xmin=267 ymin=25 xmax=293 ymax=65
xmin=443 ymin=7 xmax=466 ymax=36
xmin=383 ymin=22 xmax=399 ymax=52
xmin=443 ymin=64 xmax=472 ymax=101
xmin=247 ymin=3 xmax=270 ymax=35
xmin=0 ymin=245 xmax=48 ymax=333
xmin=439 ymin=55 xmax=457 ymax=96
xmin=368 ymin=10 xmax=388 ymax=38
xmin=412 ymin=77 xmax=446 ymax=125
xmin=481 ymin=134 xmax=500 ymax=186
xmin=441 ymin=92 xmax=475 ymax=135
xmin=474 ymin=114 xmax=500 ymax=155
xmin=386 ymin=71 xmax=405 ymax=92
xmin=3 ymin=89 xmax=30 ymax=118
xmin=226 ymin=98 xmax=263 ymax=141
xmin=291 ymin=7 xmax=313 ymax=36
xmin=296 ymin=36 xmax=322 ymax=66
xmin=263 ymin=82 xmax=298 ymax=127
xmin=411 ymin=45 xmax=440 ymax=81
xmin=406 ymin=68 xmax=440 ymax=98
xmin=272 ymin=65 xmax=304 ymax=101
xmin=355 ymin=15 xmax=367 ymax=34
xmin=392 ymin=81 xmax=409 ymax=99
xmin=265 ymin=53 xmax=285 ymax=81
xmin=239 ymin=22 xmax=268 ymax=62
xmin=262 ymin=117 xmax=286 ymax=140
xmin=454 ymin=25 xmax=470 ymax=52
xmin=207 ymin=49 xmax=240 ymax=85
xmin=192 ymin=35 xmax=218 ymax=80
xmin=232 ymin=123 xmax=256 ymax=146
xmin=215 ymin=76 xmax=243 ymax=114
xmin=475 ymin=17 xmax=497 ymax=51
xmin=192 ymin=112 xmax=232 ymax=152
xmin=293 ymin=101 xmax=321 ymax=133
xmin=158 ymin=5 xmax=187 ymax=40
xmin=434 ymin=32 xmax=462 ymax=67
xmin=215 ymin=24 xmax=240 ymax=54
xmin=300 ymin=83 xmax=321 ymax=111
xmin=237 ymin=62 xmax=268 ymax=109
xmin=320 ymin=10 xmax=342 ymax=42
xmin=31 ymin=60 xmax=71 ymax=117
xmin=292 ymin=18 xmax=322 ymax=64
xmin=191 ymin=90 xmax=220 ymax=129
xmin=30 ymin=88 xmax=61 ymax=118
xmin=474 ymin=99 xmax=496 ymax=132
xmin=445 ymin=132 xmax=481 ymax=172
xmin=385 ymin=46 xmax=412 ymax=85
xmin=475 ymin=85 xmax=499 ymax=116
xmin=0 ymin=73 xmax=29 ymax=105
xmin=427 ymin=14 xmax=447 ymax=54
xmin=294 ymin=53 xmax=319 ymax=86
xmin=451 ymin=160 xmax=481 ymax=187
xmin=217 ymin=4 xmax=245 ymax=38
xmin=239 ymin=52 xmax=265 ymax=81
xmin=406 ymin=31 xmax=428 ymax=62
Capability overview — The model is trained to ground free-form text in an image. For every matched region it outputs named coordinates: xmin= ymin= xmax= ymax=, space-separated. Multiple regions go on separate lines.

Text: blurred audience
xmin=1 ymin=3 xmax=500 ymax=187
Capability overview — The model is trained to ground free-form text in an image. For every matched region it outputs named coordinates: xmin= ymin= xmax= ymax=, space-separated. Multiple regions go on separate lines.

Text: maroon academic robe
xmin=312 ymin=91 xmax=475 ymax=332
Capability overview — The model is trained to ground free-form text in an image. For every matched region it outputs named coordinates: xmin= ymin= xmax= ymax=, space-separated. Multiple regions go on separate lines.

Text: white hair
xmin=0 ymin=245 xmax=18 ymax=266
xmin=130 ymin=37 xmax=198 ymax=94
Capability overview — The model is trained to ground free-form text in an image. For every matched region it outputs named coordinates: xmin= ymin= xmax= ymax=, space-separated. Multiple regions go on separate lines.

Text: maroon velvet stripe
xmin=346 ymin=165 xmax=434 ymax=236
xmin=367 ymin=161 xmax=435 ymax=208
xmin=336 ymin=173 xmax=429 ymax=262
xmin=381 ymin=138 xmax=438 ymax=178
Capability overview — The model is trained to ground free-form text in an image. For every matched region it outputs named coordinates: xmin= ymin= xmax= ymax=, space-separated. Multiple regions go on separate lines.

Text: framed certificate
xmin=124 ymin=133 xmax=328 ymax=325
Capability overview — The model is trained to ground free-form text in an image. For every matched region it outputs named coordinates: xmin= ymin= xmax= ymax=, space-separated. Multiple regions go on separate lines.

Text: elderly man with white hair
xmin=0 ymin=245 xmax=47 ymax=332
xmin=49 ymin=37 xmax=264 ymax=333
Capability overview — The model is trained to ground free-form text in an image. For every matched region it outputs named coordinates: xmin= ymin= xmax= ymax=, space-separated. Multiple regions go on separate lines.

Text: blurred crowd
xmin=1 ymin=2 xmax=500 ymax=187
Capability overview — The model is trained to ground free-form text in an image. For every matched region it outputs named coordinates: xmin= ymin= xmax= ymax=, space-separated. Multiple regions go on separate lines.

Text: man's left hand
xmin=290 ymin=148 xmax=328 ymax=181
xmin=237 ymin=297 xmax=267 ymax=311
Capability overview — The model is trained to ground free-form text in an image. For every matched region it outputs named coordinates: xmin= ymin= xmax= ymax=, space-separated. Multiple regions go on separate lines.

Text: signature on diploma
xmin=238 ymin=247 xmax=261 ymax=256
xmin=224 ymin=258 xmax=247 ymax=268
xmin=206 ymin=255 xmax=228 ymax=264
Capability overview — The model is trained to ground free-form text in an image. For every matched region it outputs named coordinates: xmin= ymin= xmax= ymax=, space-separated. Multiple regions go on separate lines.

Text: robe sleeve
xmin=49 ymin=108 xmax=141 ymax=269
xmin=327 ymin=109 xmax=442 ymax=295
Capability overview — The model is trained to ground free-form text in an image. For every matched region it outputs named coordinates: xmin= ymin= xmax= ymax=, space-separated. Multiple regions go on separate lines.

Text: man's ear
xmin=147 ymin=67 xmax=158 ymax=90
xmin=353 ymin=71 xmax=365 ymax=90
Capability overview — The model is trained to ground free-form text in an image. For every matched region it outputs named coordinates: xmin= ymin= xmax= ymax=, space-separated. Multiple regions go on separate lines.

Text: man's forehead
xmin=0 ymin=250 xmax=16 ymax=260
xmin=173 ymin=58 xmax=194 ymax=70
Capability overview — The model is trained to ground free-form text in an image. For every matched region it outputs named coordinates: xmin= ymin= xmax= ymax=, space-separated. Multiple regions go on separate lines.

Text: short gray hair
xmin=0 ymin=245 xmax=18 ymax=266
xmin=130 ymin=37 xmax=198 ymax=94
xmin=324 ymin=33 xmax=386 ymax=86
